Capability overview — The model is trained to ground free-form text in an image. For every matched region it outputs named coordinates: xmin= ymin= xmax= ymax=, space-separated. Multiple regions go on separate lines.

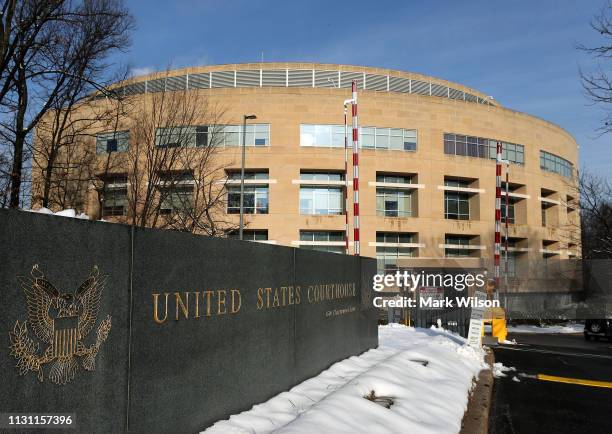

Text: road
xmin=489 ymin=333 xmax=612 ymax=434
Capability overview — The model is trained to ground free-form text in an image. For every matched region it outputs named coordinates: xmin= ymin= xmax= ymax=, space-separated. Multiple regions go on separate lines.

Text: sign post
xmin=467 ymin=290 xmax=487 ymax=348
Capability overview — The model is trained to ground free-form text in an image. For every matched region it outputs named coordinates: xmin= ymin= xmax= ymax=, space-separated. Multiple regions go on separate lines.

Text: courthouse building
xmin=34 ymin=63 xmax=580 ymax=275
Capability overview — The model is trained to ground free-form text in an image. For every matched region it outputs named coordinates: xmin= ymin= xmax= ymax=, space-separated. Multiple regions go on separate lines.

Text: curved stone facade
xmin=45 ymin=63 xmax=581 ymax=271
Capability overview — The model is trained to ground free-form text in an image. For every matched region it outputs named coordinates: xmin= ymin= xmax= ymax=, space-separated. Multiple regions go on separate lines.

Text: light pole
xmin=239 ymin=114 xmax=257 ymax=240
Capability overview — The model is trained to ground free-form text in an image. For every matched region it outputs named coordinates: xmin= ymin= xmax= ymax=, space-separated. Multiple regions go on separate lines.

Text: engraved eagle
xmin=9 ymin=265 xmax=112 ymax=385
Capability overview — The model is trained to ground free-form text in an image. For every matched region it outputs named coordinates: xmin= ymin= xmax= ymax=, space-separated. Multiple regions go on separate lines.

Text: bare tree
xmin=578 ymin=2 xmax=612 ymax=134
xmin=559 ymin=174 xmax=582 ymax=256
xmin=578 ymin=171 xmax=612 ymax=258
xmin=0 ymin=150 xmax=10 ymax=206
xmin=31 ymin=71 xmax=131 ymax=211
xmin=121 ymin=80 xmax=235 ymax=234
xmin=0 ymin=0 xmax=133 ymax=208
xmin=161 ymin=123 xmax=237 ymax=235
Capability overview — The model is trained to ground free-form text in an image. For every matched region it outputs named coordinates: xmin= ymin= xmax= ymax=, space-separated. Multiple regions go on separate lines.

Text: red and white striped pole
xmin=494 ymin=141 xmax=503 ymax=293
xmin=351 ymin=80 xmax=360 ymax=256
xmin=343 ymin=104 xmax=350 ymax=255
xmin=504 ymin=165 xmax=509 ymax=291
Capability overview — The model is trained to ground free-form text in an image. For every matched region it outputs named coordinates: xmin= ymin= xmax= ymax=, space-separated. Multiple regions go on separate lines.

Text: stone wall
xmin=0 ymin=210 xmax=377 ymax=433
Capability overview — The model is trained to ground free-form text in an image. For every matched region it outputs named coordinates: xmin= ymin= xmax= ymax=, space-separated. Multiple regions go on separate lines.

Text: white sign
xmin=466 ymin=291 xmax=487 ymax=348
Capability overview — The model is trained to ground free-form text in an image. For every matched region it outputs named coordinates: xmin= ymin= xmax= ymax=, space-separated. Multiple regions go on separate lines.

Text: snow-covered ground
xmin=204 ymin=325 xmax=487 ymax=434
xmin=507 ymin=322 xmax=584 ymax=334
xmin=24 ymin=207 xmax=90 ymax=219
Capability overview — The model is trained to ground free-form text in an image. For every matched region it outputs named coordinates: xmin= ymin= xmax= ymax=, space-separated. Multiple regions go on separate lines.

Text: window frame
xmin=300 ymin=124 xmax=417 ymax=151
xmin=96 ymin=131 xmax=129 ymax=154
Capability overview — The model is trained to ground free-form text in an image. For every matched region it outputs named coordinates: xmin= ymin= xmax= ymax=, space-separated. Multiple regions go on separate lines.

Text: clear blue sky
xmin=116 ymin=0 xmax=611 ymax=176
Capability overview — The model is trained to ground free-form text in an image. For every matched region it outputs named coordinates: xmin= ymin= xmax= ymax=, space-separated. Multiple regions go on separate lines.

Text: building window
xmin=540 ymin=151 xmax=573 ymax=178
xmin=445 ymin=235 xmax=472 ymax=257
xmin=541 ymin=204 xmax=547 ymax=227
xmin=101 ymin=176 xmax=127 ymax=217
xmin=501 ymin=201 xmax=515 ymax=224
xmin=155 ymin=124 xmax=269 ymax=148
xmin=376 ymin=232 xmax=414 ymax=274
xmin=160 ymin=187 xmax=193 ymax=214
xmin=299 ymin=172 xmax=344 ymax=215
xmin=376 ymin=174 xmax=413 ymax=184
xmin=503 ymin=252 xmax=517 ymax=278
xmin=444 ymin=180 xmax=470 ymax=220
xmin=300 ymin=124 xmax=417 ymax=151
xmin=96 ymin=131 xmax=129 ymax=153
xmin=158 ymin=172 xmax=194 ymax=214
xmin=227 ymin=171 xmax=269 ymax=215
xmin=227 ymin=171 xmax=270 ymax=181
xmin=443 ymin=133 xmax=524 ymax=165
xmin=219 ymin=124 xmax=270 ymax=147
xmin=376 ymin=189 xmax=412 ymax=217
xmin=227 ymin=229 xmax=268 ymax=241
xmin=299 ymin=231 xmax=345 ymax=254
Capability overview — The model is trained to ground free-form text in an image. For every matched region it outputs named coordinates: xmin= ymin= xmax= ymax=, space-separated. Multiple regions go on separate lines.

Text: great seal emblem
xmin=8 ymin=265 xmax=111 ymax=385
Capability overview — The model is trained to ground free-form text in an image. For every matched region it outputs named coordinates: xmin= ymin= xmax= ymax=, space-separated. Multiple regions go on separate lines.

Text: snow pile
xmin=204 ymin=325 xmax=487 ymax=434
xmin=507 ymin=322 xmax=583 ymax=334
xmin=25 ymin=207 xmax=90 ymax=220
xmin=492 ymin=362 xmax=516 ymax=378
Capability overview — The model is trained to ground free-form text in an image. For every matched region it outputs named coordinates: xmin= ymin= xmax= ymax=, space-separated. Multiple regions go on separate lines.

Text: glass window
xmin=444 ymin=178 xmax=469 ymax=188
xmin=102 ymin=180 xmax=127 ymax=217
xmin=501 ymin=201 xmax=515 ymax=224
xmin=226 ymin=171 xmax=269 ymax=215
xmin=155 ymin=126 xmax=197 ymax=148
xmin=361 ymin=127 xmax=375 ymax=148
xmin=375 ymin=128 xmax=390 ymax=149
xmin=227 ymin=186 xmax=268 ymax=214
xmin=160 ymin=186 xmax=193 ymax=214
xmin=300 ymin=125 xmax=315 ymax=147
xmin=505 ymin=252 xmax=517 ymax=278
xmin=300 ymin=172 xmax=343 ymax=181
xmin=315 ymin=125 xmax=332 ymax=147
xmin=299 ymin=231 xmax=345 ymax=254
xmin=331 ymin=125 xmax=345 ymax=148
xmin=376 ymin=232 xmax=413 ymax=244
xmin=223 ymin=125 xmax=240 ymax=147
xmin=445 ymin=191 xmax=470 ymax=220
xmin=444 ymin=235 xmax=472 ymax=257
xmin=376 ymin=188 xmax=412 ymax=217
xmin=444 ymin=133 xmax=524 ymax=165
xmin=195 ymin=126 xmax=209 ymax=147
xmin=300 ymin=231 xmax=344 ymax=242
xmin=96 ymin=131 xmax=129 ymax=153
xmin=157 ymin=172 xmax=194 ymax=215
xmin=300 ymin=187 xmax=343 ymax=215
xmin=540 ymin=151 xmax=572 ymax=178
xmin=227 ymin=230 xmax=268 ymax=241
xmin=300 ymin=124 xmax=417 ymax=151
xmin=376 ymin=174 xmax=413 ymax=184
xmin=227 ymin=171 xmax=269 ymax=180
xmin=455 ymin=135 xmax=467 ymax=156
xmin=376 ymin=232 xmax=414 ymax=273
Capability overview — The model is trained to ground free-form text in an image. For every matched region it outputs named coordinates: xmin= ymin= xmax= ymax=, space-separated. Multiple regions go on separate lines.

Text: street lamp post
xmin=239 ymin=114 xmax=257 ymax=240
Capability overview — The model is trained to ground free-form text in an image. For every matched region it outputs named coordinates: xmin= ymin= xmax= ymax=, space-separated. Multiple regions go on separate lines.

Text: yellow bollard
xmin=492 ymin=318 xmax=508 ymax=343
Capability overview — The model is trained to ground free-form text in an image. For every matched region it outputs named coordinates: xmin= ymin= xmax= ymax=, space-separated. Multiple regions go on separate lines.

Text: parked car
xmin=584 ymin=319 xmax=612 ymax=341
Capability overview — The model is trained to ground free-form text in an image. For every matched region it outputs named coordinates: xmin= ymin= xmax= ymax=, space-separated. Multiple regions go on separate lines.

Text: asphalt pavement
xmin=489 ymin=332 xmax=612 ymax=434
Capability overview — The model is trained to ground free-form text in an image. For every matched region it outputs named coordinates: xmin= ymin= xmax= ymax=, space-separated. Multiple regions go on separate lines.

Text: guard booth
xmin=378 ymin=258 xmax=488 ymax=339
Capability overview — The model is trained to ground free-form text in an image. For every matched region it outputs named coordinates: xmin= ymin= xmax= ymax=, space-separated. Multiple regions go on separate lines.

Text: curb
xmin=460 ymin=348 xmax=495 ymax=434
